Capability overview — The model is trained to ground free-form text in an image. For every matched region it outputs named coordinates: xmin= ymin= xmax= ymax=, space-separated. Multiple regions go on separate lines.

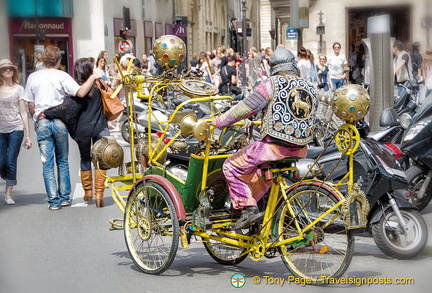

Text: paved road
xmin=1 ymin=131 xmax=431 ymax=293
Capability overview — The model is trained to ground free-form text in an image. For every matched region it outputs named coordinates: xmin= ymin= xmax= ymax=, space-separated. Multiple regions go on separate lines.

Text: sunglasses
xmin=1 ymin=66 xmax=14 ymax=72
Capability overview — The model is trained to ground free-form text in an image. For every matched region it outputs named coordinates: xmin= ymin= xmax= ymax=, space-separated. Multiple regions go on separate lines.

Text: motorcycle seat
xmin=306 ymin=146 xmax=324 ymax=159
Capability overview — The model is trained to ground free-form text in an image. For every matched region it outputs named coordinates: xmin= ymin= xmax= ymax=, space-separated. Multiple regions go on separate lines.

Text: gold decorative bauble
xmin=91 ymin=136 xmax=124 ymax=170
xmin=153 ymin=35 xmax=186 ymax=70
xmin=332 ymin=84 xmax=370 ymax=123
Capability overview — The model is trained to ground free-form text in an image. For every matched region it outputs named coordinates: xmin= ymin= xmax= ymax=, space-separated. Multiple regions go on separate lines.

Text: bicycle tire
xmin=277 ymin=183 xmax=354 ymax=284
xmin=124 ymin=180 xmax=180 ymax=274
xmin=202 ymin=228 xmax=249 ymax=265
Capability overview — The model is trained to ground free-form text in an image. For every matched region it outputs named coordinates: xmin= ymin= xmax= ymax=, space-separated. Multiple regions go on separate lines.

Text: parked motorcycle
xmin=399 ymin=92 xmax=432 ymax=211
xmin=304 ymin=121 xmax=428 ymax=259
xmin=369 ymin=79 xmax=427 ymax=144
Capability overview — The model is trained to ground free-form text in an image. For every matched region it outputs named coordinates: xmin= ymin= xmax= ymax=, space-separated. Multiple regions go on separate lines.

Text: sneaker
xmin=233 ymin=206 xmax=264 ymax=229
xmin=48 ymin=205 xmax=62 ymax=211
xmin=5 ymin=198 xmax=15 ymax=205
xmin=60 ymin=200 xmax=72 ymax=207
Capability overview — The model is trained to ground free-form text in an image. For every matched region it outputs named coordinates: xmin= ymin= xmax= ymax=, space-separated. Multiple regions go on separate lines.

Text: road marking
xmin=72 ymin=182 xmax=88 ymax=207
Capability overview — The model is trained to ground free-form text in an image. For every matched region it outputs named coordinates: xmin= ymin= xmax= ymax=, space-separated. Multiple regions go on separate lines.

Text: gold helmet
xmin=332 ymin=84 xmax=370 ymax=123
xmin=153 ymin=35 xmax=186 ymax=70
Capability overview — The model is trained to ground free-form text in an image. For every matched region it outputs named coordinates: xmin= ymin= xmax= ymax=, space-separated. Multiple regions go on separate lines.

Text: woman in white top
xmin=0 ymin=59 xmax=32 ymax=205
xmin=327 ymin=42 xmax=348 ymax=91
xmin=199 ymin=52 xmax=213 ymax=84
xmin=297 ymin=46 xmax=311 ymax=81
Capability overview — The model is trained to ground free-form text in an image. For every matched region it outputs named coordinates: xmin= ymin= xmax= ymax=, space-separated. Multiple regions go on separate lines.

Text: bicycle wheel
xmin=124 ymin=180 xmax=180 ymax=274
xmin=202 ymin=228 xmax=250 ymax=265
xmin=277 ymin=183 xmax=354 ymax=283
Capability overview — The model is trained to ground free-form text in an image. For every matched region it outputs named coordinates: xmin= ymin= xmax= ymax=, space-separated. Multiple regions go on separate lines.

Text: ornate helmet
xmin=152 ymin=35 xmax=186 ymax=70
xmin=332 ymin=84 xmax=370 ymax=123
xmin=269 ymin=46 xmax=299 ymax=76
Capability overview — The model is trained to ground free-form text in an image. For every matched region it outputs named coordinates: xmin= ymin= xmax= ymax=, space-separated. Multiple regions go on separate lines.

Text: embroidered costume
xmin=213 ymin=47 xmax=317 ymax=227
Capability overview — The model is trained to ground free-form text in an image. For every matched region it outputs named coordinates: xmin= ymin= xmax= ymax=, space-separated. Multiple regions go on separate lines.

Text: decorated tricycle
xmin=92 ymin=35 xmax=370 ymax=284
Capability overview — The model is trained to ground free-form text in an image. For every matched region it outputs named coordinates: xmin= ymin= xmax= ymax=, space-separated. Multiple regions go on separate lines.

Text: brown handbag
xmin=96 ymin=79 xmax=125 ymax=121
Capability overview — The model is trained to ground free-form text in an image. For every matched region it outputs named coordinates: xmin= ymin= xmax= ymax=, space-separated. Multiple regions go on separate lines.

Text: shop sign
xmin=174 ymin=24 xmax=187 ymax=37
xmin=9 ymin=18 xmax=71 ymax=34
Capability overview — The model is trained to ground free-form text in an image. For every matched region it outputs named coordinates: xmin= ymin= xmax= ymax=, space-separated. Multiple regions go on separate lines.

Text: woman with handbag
xmin=219 ymin=54 xmax=241 ymax=96
xmin=43 ymin=58 xmax=109 ymax=207
xmin=317 ymin=54 xmax=332 ymax=92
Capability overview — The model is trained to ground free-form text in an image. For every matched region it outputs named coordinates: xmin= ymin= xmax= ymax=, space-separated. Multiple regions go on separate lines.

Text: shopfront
xmin=9 ymin=17 xmax=74 ymax=80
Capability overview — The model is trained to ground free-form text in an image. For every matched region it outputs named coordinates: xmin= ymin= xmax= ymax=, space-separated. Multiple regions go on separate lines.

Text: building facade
xmin=2 ymin=0 xmax=428 ymax=82
xmin=266 ymin=0 xmax=430 ymax=58
xmin=3 ymin=0 xmax=176 ymax=78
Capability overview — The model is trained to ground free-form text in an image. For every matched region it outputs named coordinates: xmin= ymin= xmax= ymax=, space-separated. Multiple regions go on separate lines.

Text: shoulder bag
xmin=96 ymin=79 xmax=125 ymax=121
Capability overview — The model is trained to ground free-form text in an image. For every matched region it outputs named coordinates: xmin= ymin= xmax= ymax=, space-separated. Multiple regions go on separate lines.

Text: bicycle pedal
xmin=109 ymin=218 xmax=124 ymax=231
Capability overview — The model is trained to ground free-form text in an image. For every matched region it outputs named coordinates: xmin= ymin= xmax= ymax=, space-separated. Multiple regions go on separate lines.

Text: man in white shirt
xmin=24 ymin=45 xmax=99 ymax=210
xmin=327 ymin=42 xmax=348 ymax=91
xmin=393 ymin=40 xmax=414 ymax=97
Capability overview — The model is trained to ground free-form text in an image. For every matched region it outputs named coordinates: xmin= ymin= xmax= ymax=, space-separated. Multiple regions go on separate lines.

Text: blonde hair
xmin=318 ymin=54 xmax=327 ymax=62
xmin=0 ymin=65 xmax=21 ymax=86
xmin=42 ymin=45 xmax=61 ymax=68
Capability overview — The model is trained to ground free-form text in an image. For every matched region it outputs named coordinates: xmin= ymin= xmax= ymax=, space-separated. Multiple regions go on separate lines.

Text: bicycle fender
xmin=132 ymin=174 xmax=187 ymax=221
xmin=286 ymin=180 xmax=344 ymax=201
xmin=370 ymin=198 xmax=417 ymax=225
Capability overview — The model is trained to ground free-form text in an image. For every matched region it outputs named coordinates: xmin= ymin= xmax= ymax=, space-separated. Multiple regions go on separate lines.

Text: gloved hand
xmin=240 ymin=118 xmax=252 ymax=129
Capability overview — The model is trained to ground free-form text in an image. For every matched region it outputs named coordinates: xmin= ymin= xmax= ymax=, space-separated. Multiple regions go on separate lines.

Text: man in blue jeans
xmin=24 ymin=46 xmax=99 ymax=210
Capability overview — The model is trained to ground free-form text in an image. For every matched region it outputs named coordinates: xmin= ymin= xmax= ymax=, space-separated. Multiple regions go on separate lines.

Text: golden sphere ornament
xmin=153 ymin=35 xmax=186 ymax=70
xmin=332 ymin=84 xmax=370 ymax=123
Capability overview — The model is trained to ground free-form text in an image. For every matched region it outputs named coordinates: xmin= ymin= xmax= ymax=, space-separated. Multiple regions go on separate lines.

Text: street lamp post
xmin=316 ymin=10 xmax=325 ymax=54
xmin=241 ymin=0 xmax=247 ymax=56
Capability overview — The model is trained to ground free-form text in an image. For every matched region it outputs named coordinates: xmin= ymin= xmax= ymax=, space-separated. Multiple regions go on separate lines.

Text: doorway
xmin=12 ymin=37 xmax=70 ymax=83
xmin=348 ymin=6 xmax=411 ymax=49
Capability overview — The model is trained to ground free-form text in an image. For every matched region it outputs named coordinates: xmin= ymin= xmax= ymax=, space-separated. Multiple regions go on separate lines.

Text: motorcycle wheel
xmin=120 ymin=120 xmax=132 ymax=143
xmin=371 ymin=209 xmax=427 ymax=259
xmin=121 ymin=120 xmax=143 ymax=144
xmin=406 ymin=166 xmax=432 ymax=211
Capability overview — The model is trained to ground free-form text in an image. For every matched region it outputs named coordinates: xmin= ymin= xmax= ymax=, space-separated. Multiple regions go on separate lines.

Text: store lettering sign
xmin=20 ymin=20 xmax=65 ymax=31
xmin=10 ymin=18 xmax=71 ymax=34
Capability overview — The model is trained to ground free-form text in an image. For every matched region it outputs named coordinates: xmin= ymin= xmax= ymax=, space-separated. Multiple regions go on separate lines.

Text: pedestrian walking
xmin=317 ymin=54 xmax=332 ymax=91
xmin=0 ymin=59 xmax=33 ymax=205
xmin=23 ymin=46 xmax=99 ymax=210
xmin=297 ymin=46 xmax=311 ymax=81
xmin=393 ymin=40 xmax=414 ymax=97
xmin=327 ymin=42 xmax=348 ymax=91
xmin=43 ymin=58 xmax=109 ymax=207
xmin=421 ymin=47 xmax=432 ymax=96
xmin=411 ymin=42 xmax=423 ymax=80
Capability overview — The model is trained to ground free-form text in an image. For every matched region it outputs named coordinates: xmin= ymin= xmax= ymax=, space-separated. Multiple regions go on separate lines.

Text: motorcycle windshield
xmin=410 ymin=91 xmax=432 ymax=125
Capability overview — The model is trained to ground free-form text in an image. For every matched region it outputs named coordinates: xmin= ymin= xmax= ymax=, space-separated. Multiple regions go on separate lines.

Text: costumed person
xmin=212 ymin=46 xmax=317 ymax=229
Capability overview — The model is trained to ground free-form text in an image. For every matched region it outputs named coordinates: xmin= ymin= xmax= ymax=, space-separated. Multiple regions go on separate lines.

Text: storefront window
xmin=7 ymin=0 xmax=73 ymax=17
